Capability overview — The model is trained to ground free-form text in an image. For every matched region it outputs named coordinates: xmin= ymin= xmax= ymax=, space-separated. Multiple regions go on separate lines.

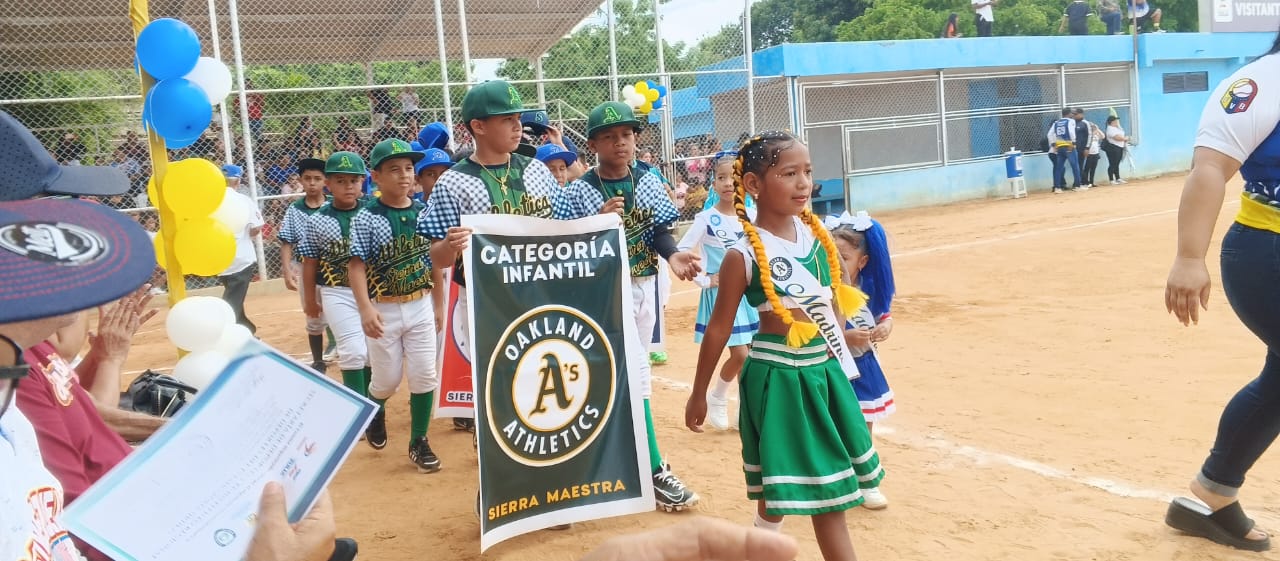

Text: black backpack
xmin=120 ymin=370 xmax=198 ymax=418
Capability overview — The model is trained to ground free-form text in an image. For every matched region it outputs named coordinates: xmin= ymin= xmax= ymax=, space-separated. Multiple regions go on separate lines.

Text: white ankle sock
xmin=710 ymin=377 xmax=732 ymax=400
xmin=754 ymin=514 xmax=783 ymax=532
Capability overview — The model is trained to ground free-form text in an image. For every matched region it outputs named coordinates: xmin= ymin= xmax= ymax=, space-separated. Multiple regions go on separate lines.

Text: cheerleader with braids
xmin=678 ymin=150 xmax=760 ymax=430
xmin=685 ymin=131 xmax=883 ymax=561
xmin=826 ymin=210 xmax=897 ymax=510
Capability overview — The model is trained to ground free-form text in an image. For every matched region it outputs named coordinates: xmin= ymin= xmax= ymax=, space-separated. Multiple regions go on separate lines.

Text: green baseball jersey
xmin=350 ymin=198 xmax=433 ymax=298
xmin=568 ymin=165 xmax=679 ymax=278
xmin=296 ymin=202 xmax=362 ymax=287
xmin=277 ymin=197 xmax=330 ymax=262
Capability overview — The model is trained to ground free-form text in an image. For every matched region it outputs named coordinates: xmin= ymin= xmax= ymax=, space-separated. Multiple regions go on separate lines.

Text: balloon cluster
xmin=137 ymin=18 xmax=244 ymax=276
xmin=621 ymin=80 xmax=668 ymax=115
xmin=166 ymin=296 xmax=253 ymax=392
xmin=147 ymin=158 xmax=243 ymax=276
xmin=136 ymin=18 xmax=233 ymax=148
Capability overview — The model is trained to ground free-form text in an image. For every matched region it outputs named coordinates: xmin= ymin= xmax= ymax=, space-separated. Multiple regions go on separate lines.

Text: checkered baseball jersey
xmin=417 ymin=153 xmax=572 ymax=241
xmin=566 ymin=165 xmax=678 ymax=277
xmin=350 ymin=198 xmax=433 ymax=298
xmin=297 ymin=201 xmax=362 ymax=287
xmin=277 ymin=197 xmax=330 ymax=262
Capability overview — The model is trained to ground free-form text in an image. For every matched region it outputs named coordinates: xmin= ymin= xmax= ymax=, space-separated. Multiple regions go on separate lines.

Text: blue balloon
xmin=141 ymin=89 xmax=153 ymax=132
xmin=656 ymin=84 xmax=667 ymax=97
xmin=136 ymin=18 xmax=201 ymax=80
xmin=646 ymin=80 xmax=657 ymax=90
xmin=165 ymin=134 xmax=201 ymax=149
xmin=652 ymin=99 xmax=664 ymax=109
xmin=148 ymin=78 xmax=212 ymax=142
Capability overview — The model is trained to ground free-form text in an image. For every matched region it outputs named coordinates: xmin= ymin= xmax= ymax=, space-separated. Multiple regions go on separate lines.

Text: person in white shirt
xmin=972 ymin=0 xmax=996 ymax=36
xmin=1103 ymin=116 xmax=1129 ymax=184
xmin=218 ymin=164 xmax=266 ymax=334
xmin=398 ymin=87 xmax=420 ymax=125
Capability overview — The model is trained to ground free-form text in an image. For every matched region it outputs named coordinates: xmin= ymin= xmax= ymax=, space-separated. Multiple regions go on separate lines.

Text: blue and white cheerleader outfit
xmin=846 ymin=303 xmax=895 ymax=422
xmin=677 ymin=207 xmax=759 ymax=346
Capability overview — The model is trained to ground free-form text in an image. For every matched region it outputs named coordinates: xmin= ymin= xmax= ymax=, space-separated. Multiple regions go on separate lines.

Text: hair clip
xmin=824 ymin=210 xmax=874 ymax=231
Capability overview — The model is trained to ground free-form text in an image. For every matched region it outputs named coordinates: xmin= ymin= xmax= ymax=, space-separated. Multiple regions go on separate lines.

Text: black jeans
xmin=1083 ymin=154 xmax=1100 ymax=185
xmin=1102 ymin=143 xmax=1124 ymax=181
xmin=1198 ymin=223 xmax=1280 ymax=495
xmin=975 ymin=15 xmax=992 ymax=37
xmin=219 ymin=265 xmax=257 ymax=334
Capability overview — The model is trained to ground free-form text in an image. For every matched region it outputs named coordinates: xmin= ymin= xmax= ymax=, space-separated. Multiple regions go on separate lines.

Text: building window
xmin=1163 ymin=72 xmax=1209 ymax=94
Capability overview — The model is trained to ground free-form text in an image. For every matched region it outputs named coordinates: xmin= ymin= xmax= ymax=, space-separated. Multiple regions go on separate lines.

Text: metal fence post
xmin=226 ymin=0 xmax=267 ymax=281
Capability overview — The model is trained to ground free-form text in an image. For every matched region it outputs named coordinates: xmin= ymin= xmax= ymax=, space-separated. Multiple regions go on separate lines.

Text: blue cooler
xmin=1004 ymin=148 xmax=1023 ymax=178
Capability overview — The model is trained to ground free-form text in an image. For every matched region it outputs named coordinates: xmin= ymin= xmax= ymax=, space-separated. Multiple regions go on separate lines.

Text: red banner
xmin=434 ymin=279 xmax=474 ymax=418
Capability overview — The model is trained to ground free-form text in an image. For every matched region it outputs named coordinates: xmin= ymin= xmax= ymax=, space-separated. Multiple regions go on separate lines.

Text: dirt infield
xmin=120 ymin=174 xmax=1280 ymax=561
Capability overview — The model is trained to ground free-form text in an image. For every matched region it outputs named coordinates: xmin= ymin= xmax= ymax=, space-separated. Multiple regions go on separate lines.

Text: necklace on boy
xmin=480 ymin=158 xmax=513 ymax=193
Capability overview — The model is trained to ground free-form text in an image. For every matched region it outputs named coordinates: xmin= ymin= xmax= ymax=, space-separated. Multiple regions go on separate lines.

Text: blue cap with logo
xmin=221 ymin=164 xmax=243 ymax=179
xmin=414 ymin=149 xmax=454 ymax=175
xmin=417 ymin=122 xmax=450 ymax=150
xmin=535 ymin=143 xmax=578 ymax=167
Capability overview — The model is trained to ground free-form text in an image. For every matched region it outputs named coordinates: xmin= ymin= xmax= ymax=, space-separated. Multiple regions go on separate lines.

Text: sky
xmin=474 ymin=0 xmax=749 ymax=80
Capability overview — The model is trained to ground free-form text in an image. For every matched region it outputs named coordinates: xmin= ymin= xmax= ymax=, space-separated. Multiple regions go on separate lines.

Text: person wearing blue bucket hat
xmin=417 ymin=122 xmax=450 ymax=151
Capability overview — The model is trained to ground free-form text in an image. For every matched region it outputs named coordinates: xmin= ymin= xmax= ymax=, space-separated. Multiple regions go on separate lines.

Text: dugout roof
xmin=0 ymin=0 xmax=601 ymax=72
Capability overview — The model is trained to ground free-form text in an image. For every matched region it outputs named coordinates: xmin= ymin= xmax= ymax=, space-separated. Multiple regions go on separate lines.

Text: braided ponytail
xmin=734 ymin=133 xmax=819 ymax=347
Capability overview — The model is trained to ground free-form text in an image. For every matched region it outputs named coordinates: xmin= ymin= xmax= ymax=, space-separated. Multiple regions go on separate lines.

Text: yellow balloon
xmin=645 ymin=89 xmax=659 ymax=102
xmin=634 ymin=81 xmax=649 ymax=93
xmin=175 ymin=218 xmax=235 ymax=276
xmin=146 ymin=177 xmax=159 ymax=208
xmin=163 ymin=159 xmax=226 ymax=218
xmin=639 ymin=102 xmax=654 ymax=114
xmin=152 ymin=232 xmax=166 ymax=270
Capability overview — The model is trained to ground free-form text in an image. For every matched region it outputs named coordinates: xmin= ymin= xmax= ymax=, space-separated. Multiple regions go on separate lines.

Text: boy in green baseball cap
xmin=347 ymin=138 xmax=444 ymax=474
xmin=565 ymin=100 xmax=703 ymax=512
xmin=299 ymin=152 xmax=373 ymax=433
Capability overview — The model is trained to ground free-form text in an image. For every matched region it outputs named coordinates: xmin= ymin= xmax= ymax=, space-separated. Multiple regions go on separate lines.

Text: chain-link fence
xmin=796 ymin=63 xmax=1134 ymax=210
xmin=2 ymin=1 xmax=1133 ymax=285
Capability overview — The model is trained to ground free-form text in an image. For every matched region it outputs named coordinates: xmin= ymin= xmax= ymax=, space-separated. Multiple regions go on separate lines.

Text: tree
xmin=750 ymin=0 xmax=872 ymax=48
xmin=835 ymin=0 xmax=948 ymax=41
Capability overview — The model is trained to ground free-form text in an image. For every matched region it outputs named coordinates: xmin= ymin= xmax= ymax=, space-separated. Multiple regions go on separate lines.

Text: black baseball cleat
xmin=310 ymin=361 xmax=327 ymax=374
xmin=653 ymin=463 xmax=699 ymax=512
xmin=410 ymin=436 xmax=441 ymax=473
xmin=365 ymin=410 xmax=388 ymax=450
xmin=453 ymin=417 xmax=475 ymax=432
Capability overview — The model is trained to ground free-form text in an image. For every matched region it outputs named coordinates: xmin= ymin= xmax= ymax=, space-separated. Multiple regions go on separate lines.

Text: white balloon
xmin=211 ymin=195 xmax=250 ymax=234
xmin=622 ymin=85 xmax=637 ymax=98
xmin=171 ymin=350 xmax=229 ymax=392
xmin=213 ymin=323 xmax=253 ymax=357
xmin=627 ymin=92 xmax=646 ymax=108
xmin=166 ymin=296 xmax=233 ymax=352
xmin=183 ymin=57 xmax=233 ymax=106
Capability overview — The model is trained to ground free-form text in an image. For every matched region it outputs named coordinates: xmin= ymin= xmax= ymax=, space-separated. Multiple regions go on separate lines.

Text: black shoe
xmin=453 ymin=417 xmax=475 ymax=432
xmin=310 ymin=361 xmax=327 ymax=374
xmin=365 ymin=410 xmax=387 ymax=450
xmin=327 ymin=538 xmax=358 ymax=561
xmin=653 ymin=463 xmax=699 ymax=512
xmin=410 ymin=436 xmax=441 ymax=473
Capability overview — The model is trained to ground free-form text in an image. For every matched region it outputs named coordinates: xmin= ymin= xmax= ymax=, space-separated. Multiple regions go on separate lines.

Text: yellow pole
xmin=128 ymin=0 xmax=188 ymax=312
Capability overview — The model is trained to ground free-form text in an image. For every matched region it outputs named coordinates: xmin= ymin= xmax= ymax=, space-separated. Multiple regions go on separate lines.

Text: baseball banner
xmin=462 ymin=213 xmax=654 ymax=552
xmin=434 ymin=279 xmax=474 ymax=418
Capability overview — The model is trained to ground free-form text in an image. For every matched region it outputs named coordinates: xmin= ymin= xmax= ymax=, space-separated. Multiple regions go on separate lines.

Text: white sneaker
xmin=861 ymin=487 xmax=889 ymax=510
xmin=707 ymin=394 xmax=730 ymax=430
xmin=1118 ymin=178 xmax=1128 ymax=184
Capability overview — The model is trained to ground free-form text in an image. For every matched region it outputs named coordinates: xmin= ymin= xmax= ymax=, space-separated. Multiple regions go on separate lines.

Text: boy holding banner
xmin=349 ymin=138 xmax=442 ymax=473
xmin=564 ymin=100 xmax=703 ymax=512
xmin=420 ymin=79 xmax=571 ymax=381
xmin=298 ymin=152 xmax=374 ymax=437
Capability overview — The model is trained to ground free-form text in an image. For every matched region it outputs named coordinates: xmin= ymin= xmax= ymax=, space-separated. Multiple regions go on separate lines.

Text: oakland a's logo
xmin=487 ymin=305 xmax=616 ymax=466
xmin=769 ymin=256 xmax=793 ymax=281
xmin=508 ymin=85 xmax=523 ymax=106
xmin=603 ymin=106 xmax=623 ymax=124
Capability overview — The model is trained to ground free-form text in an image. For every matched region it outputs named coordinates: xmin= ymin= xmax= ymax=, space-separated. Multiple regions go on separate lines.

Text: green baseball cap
xmin=461 ymin=80 xmax=528 ymax=124
xmin=324 ymin=151 xmax=368 ymax=175
xmin=587 ymin=101 xmax=644 ymax=138
xmin=369 ymin=138 xmax=424 ymax=169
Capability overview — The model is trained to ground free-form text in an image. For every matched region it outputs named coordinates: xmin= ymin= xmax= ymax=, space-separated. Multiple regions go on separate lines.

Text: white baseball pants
xmin=367 ymin=296 xmax=439 ymax=399
xmin=320 ymin=286 xmax=367 ymax=371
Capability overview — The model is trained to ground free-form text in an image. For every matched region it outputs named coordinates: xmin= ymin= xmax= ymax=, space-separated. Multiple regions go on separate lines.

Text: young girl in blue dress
xmin=828 ymin=210 xmax=897 ymax=510
xmin=678 ymin=152 xmax=760 ymax=430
